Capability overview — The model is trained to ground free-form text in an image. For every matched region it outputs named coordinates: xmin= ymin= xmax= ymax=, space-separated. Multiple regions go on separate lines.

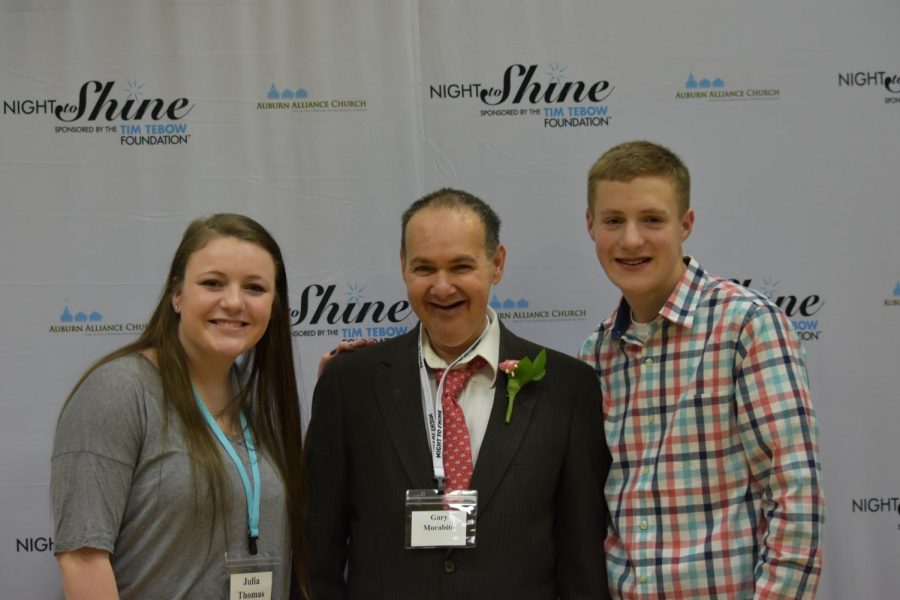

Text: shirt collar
xmin=422 ymin=306 xmax=500 ymax=383
xmin=610 ymin=256 xmax=708 ymax=341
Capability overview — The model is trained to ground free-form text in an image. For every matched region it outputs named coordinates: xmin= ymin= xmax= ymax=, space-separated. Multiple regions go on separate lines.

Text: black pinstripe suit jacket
xmin=305 ymin=322 xmax=611 ymax=600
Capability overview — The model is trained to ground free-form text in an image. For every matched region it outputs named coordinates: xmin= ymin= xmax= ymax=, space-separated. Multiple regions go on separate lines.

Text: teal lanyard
xmin=193 ymin=388 xmax=261 ymax=555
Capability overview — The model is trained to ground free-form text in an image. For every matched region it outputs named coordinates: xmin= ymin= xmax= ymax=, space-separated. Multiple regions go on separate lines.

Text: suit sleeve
xmin=305 ymin=362 xmax=351 ymax=600
xmin=556 ymin=362 xmax=612 ymax=600
xmin=734 ymin=304 xmax=824 ymax=599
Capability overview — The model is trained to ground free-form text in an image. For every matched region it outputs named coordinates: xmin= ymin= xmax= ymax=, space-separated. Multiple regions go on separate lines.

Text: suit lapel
xmin=469 ymin=326 xmax=539 ymax=514
xmin=375 ymin=327 xmax=437 ymax=489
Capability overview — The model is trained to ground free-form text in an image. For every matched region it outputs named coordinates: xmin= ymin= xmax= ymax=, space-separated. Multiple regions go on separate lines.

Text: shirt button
xmin=443 ymin=559 xmax=455 ymax=574
xmin=640 ymin=520 xmax=649 ymax=530
xmin=644 ymin=358 xmax=653 ymax=366
xmin=648 ymin=416 xmax=655 ymax=425
xmin=642 ymin=467 xmax=650 ymax=475
xmin=639 ymin=575 xmax=648 ymax=584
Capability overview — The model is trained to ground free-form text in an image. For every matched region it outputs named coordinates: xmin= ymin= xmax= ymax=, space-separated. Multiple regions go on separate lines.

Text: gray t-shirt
xmin=51 ymin=354 xmax=292 ymax=599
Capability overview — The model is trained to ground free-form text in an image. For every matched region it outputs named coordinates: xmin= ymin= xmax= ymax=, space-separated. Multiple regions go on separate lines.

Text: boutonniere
xmin=499 ymin=348 xmax=547 ymax=424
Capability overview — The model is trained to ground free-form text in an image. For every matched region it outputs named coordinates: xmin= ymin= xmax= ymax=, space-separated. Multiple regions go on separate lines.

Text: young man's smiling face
xmin=401 ymin=205 xmax=505 ymax=361
xmin=587 ymin=175 xmax=694 ymax=322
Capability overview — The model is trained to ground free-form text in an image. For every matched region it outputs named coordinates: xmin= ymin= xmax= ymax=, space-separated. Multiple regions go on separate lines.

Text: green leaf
xmin=531 ymin=349 xmax=547 ymax=381
xmin=503 ymin=348 xmax=549 ymax=424
xmin=516 ymin=356 xmax=535 ymax=381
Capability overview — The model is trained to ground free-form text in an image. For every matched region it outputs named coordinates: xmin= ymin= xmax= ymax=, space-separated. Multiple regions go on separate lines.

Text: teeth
xmin=214 ymin=320 xmax=244 ymax=327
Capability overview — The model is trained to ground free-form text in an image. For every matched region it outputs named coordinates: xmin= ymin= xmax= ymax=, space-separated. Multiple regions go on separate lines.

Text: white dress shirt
xmin=421 ymin=307 xmax=500 ymax=465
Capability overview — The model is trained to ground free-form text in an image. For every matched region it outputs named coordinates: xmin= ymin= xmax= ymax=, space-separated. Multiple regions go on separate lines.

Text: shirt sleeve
xmin=733 ymin=304 xmax=824 ymax=599
xmin=51 ymin=360 xmax=148 ymax=554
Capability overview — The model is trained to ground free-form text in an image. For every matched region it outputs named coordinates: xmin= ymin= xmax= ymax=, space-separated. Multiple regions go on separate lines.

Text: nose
xmin=619 ymin=221 xmax=645 ymax=250
xmin=429 ymin=271 xmax=455 ymax=298
xmin=221 ymin=284 xmax=244 ymax=310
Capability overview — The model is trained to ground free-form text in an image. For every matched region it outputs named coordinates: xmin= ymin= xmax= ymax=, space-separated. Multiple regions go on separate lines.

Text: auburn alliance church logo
xmin=490 ymin=292 xmax=586 ymax=323
xmin=49 ymin=305 xmax=145 ymax=335
xmin=257 ymin=83 xmax=367 ymax=113
xmin=883 ymin=280 xmax=900 ymax=307
xmin=676 ymin=72 xmax=780 ymax=101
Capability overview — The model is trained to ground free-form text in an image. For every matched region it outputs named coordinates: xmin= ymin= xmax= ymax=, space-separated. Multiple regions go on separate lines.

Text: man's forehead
xmin=405 ymin=208 xmax=487 ymax=242
xmin=596 ymin=205 xmax=670 ymax=214
xmin=594 ymin=178 xmax=679 ymax=205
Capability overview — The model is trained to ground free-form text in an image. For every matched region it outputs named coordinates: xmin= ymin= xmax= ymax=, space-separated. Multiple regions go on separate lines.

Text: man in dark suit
xmin=305 ymin=188 xmax=611 ymax=599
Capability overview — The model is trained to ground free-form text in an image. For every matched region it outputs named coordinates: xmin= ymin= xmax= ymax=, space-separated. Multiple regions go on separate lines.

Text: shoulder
xmin=578 ymin=309 xmax=617 ymax=359
xmin=77 ymin=353 xmax=161 ymax=401
xmin=545 ymin=348 xmax=598 ymax=384
xmin=59 ymin=354 xmax=161 ymax=430
xmin=54 ymin=354 xmax=161 ymax=459
xmin=320 ymin=328 xmax=418 ymax=376
xmin=695 ymin=273 xmax=801 ymax=357
xmin=700 ymin=273 xmax=785 ymax=323
xmin=500 ymin=324 xmax=596 ymax=379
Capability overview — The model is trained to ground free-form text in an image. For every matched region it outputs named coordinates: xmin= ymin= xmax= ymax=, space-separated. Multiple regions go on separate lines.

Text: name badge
xmin=225 ymin=551 xmax=280 ymax=600
xmin=405 ymin=489 xmax=477 ymax=549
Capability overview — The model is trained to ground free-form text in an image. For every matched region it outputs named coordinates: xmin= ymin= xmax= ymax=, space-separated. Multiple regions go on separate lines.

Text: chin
xmin=209 ymin=343 xmax=250 ymax=361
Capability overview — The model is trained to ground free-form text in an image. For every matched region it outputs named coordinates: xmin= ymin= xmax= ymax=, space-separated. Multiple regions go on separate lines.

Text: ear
xmin=399 ymin=250 xmax=410 ymax=284
xmin=680 ymin=208 xmax=695 ymax=242
xmin=586 ymin=208 xmax=596 ymax=241
xmin=171 ymin=285 xmax=183 ymax=312
xmin=490 ymin=244 xmax=506 ymax=284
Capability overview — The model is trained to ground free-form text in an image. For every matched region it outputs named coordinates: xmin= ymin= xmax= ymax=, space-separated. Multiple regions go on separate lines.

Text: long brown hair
xmin=62 ymin=213 xmax=306 ymax=591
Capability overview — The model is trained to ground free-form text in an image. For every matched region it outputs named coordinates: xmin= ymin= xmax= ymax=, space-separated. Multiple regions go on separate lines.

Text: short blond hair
xmin=587 ymin=141 xmax=690 ymax=215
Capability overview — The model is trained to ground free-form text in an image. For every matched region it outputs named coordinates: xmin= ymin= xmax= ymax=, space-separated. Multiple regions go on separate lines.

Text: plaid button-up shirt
xmin=579 ymin=257 xmax=823 ymax=599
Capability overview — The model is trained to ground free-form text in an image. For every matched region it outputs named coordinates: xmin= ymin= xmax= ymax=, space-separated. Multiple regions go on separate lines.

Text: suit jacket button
xmin=443 ymin=559 xmax=455 ymax=573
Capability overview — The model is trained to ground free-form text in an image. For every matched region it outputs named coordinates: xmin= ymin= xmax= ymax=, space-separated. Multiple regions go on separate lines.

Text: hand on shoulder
xmin=317 ymin=338 xmax=379 ymax=377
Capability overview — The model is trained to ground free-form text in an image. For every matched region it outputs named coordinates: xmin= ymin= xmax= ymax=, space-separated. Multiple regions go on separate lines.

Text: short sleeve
xmin=51 ymin=358 xmax=150 ymax=554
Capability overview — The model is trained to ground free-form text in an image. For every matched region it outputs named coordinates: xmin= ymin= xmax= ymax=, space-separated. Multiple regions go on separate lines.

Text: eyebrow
xmin=407 ymin=255 xmax=478 ymax=266
xmin=196 ymin=270 xmax=272 ymax=282
xmin=597 ymin=208 xmax=667 ymax=216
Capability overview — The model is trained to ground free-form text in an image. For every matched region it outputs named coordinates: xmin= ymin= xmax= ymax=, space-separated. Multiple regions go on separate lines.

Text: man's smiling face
xmin=401 ymin=205 xmax=505 ymax=361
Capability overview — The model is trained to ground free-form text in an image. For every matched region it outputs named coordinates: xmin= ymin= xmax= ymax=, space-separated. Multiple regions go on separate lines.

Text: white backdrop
xmin=1 ymin=1 xmax=898 ymax=597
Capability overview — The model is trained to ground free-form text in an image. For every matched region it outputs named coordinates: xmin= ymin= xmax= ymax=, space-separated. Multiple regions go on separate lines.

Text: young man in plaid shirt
xmin=579 ymin=141 xmax=823 ymax=599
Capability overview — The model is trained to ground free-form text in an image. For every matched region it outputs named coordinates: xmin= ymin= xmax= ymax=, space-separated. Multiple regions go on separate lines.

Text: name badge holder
xmin=225 ymin=552 xmax=280 ymax=600
xmin=406 ymin=316 xmax=490 ymax=550
xmin=405 ymin=489 xmax=477 ymax=549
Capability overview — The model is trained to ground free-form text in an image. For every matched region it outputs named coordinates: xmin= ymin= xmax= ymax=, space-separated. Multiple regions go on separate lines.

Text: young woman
xmin=51 ymin=214 xmax=305 ymax=599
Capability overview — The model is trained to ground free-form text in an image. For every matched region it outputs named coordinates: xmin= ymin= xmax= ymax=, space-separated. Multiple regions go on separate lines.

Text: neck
xmin=627 ymin=259 xmax=686 ymax=322
xmin=624 ymin=295 xmax=664 ymax=324
xmin=189 ymin=362 xmax=234 ymax=416
xmin=425 ymin=324 xmax=488 ymax=365
xmin=431 ymin=343 xmax=466 ymax=364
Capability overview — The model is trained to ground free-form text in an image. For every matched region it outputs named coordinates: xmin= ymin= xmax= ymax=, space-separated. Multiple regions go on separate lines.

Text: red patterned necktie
xmin=434 ymin=356 xmax=486 ymax=492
